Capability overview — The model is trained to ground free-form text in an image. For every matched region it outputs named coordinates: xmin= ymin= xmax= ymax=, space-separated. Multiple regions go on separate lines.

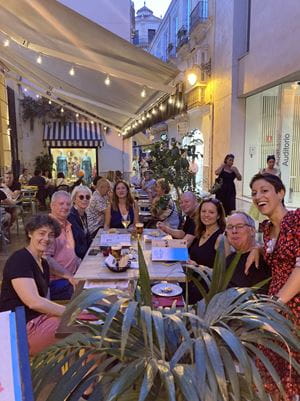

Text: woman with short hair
xmin=68 ymin=185 xmax=92 ymax=259
xmin=0 ymin=215 xmax=64 ymax=356
xmin=104 ymin=180 xmax=139 ymax=229
xmin=87 ymin=177 xmax=111 ymax=237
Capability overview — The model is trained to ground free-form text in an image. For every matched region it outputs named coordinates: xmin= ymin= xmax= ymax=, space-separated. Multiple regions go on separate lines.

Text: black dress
xmin=215 ymin=169 xmax=237 ymax=215
xmin=184 ymin=229 xmax=223 ymax=304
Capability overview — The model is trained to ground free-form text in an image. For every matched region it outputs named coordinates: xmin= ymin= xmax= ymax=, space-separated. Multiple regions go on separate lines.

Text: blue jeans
xmin=49 ymin=279 xmax=74 ymax=301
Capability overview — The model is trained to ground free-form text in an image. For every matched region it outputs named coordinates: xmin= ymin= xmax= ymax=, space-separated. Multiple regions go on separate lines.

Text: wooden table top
xmin=74 ymin=229 xmax=185 ymax=282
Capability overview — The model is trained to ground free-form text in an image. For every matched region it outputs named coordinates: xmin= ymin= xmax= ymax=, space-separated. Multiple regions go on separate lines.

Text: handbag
xmin=209 ymin=176 xmax=223 ymax=194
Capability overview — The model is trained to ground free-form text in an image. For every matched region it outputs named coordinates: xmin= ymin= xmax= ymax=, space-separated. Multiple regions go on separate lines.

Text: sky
xmin=133 ymin=0 xmax=172 ymax=19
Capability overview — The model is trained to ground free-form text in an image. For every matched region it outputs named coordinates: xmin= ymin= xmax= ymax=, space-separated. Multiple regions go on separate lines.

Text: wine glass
xmin=121 ymin=215 xmax=130 ymax=230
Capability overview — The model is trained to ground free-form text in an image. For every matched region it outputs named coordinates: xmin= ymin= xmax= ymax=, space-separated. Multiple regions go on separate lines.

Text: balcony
xmin=177 ymin=26 xmax=188 ymax=49
xmin=167 ymin=42 xmax=176 ymax=58
xmin=190 ymin=0 xmax=209 ymax=32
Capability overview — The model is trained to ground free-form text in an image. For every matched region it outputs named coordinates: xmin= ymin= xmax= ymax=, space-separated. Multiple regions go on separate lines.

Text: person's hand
xmin=244 ymin=247 xmax=260 ymax=275
xmin=156 ymin=222 xmax=168 ymax=232
xmin=67 ymin=275 xmax=79 ymax=288
xmin=186 ymin=259 xmax=197 ymax=266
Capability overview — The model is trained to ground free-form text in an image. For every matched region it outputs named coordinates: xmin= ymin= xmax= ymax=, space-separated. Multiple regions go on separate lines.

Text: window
xmin=133 ymin=30 xmax=139 ymax=45
xmin=148 ymin=29 xmax=156 ymax=44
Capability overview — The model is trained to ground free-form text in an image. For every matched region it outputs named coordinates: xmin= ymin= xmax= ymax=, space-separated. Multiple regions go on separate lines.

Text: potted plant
xmin=35 ymin=153 xmax=54 ymax=174
xmin=31 ymin=242 xmax=300 ymax=401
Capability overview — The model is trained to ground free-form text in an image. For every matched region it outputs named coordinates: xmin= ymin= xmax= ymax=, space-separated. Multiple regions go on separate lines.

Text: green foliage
xmin=20 ymin=96 xmax=75 ymax=130
xmin=35 ymin=153 xmax=54 ymax=173
xmin=31 ymin=241 xmax=299 ymax=401
xmin=146 ymin=141 xmax=193 ymax=197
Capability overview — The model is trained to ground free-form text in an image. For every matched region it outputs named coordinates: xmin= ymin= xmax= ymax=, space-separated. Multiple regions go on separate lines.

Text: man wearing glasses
xmin=225 ymin=211 xmax=270 ymax=290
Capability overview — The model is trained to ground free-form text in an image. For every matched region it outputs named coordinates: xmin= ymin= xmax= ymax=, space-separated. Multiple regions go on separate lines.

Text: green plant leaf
xmin=152 ymin=310 xmax=166 ymax=360
xmin=137 ymin=240 xmax=152 ymax=307
xmin=194 ymin=337 xmax=207 ymax=397
xmin=173 ymin=365 xmax=200 ymax=401
xmin=106 ymin=359 xmax=145 ymax=401
xmin=140 ymin=306 xmax=154 ymax=356
xmin=220 ymin=252 xmax=241 ymax=291
xmin=202 ymin=331 xmax=228 ymax=400
xmin=157 ymin=360 xmax=176 ymax=401
xmin=219 ymin=346 xmax=241 ymax=401
xmin=138 ymin=359 xmax=158 ymax=401
xmin=121 ymin=301 xmax=138 ymax=359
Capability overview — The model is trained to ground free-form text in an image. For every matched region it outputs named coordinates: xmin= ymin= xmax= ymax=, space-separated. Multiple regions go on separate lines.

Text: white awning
xmin=0 ymin=0 xmax=179 ymax=131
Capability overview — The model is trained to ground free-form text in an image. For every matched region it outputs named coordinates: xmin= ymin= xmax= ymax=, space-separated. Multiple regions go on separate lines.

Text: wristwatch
xmin=270 ymin=295 xmax=284 ymax=304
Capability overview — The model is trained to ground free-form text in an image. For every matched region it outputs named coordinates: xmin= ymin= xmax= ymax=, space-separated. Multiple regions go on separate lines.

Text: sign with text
xmin=151 ymin=239 xmax=188 ymax=261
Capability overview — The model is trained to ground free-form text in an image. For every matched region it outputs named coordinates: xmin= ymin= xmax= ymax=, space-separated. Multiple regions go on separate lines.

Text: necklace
xmin=199 ymin=227 xmax=219 ymax=244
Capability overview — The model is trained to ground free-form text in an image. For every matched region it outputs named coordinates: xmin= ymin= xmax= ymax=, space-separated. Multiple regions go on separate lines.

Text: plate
xmin=151 ymin=283 xmax=183 ymax=297
xmin=149 ymin=231 xmax=161 ymax=237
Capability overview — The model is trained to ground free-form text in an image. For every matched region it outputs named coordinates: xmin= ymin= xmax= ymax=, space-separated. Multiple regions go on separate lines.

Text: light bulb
xmin=152 ymin=108 xmax=157 ymax=115
xmin=141 ymin=87 xmax=146 ymax=98
xmin=36 ymin=55 xmax=42 ymax=64
xmin=69 ymin=67 xmax=75 ymax=76
xmin=139 ymin=119 xmax=142 ymax=124
xmin=104 ymin=126 xmax=107 ymax=130
xmin=291 ymin=82 xmax=299 ymax=90
xmin=24 ymin=88 xmax=28 ymax=92
xmin=159 ymin=104 xmax=165 ymax=111
xmin=48 ymin=100 xmax=52 ymax=104
xmin=60 ymin=107 xmax=64 ymax=113
xmin=91 ymin=120 xmax=94 ymax=124
xmin=104 ymin=75 xmax=110 ymax=86
xmin=187 ymin=72 xmax=197 ymax=86
xmin=176 ymin=101 xmax=182 ymax=108
xmin=118 ymin=133 xmax=121 ymax=137
xmin=147 ymin=113 xmax=151 ymax=118
xmin=168 ymin=96 xmax=174 ymax=104
xmin=36 ymin=94 xmax=40 ymax=99
xmin=3 ymin=39 xmax=10 ymax=47
xmin=76 ymin=113 xmax=79 ymax=118
xmin=142 ymin=116 xmax=146 ymax=121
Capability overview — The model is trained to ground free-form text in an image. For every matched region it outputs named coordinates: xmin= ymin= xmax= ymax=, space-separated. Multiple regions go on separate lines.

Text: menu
xmin=151 ymin=239 xmax=188 ymax=261
xmin=99 ymin=234 xmax=131 ymax=247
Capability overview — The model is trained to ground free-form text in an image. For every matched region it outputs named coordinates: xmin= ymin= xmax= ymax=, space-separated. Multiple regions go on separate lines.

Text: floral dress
xmin=259 ymin=210 xmax=300 ymax=399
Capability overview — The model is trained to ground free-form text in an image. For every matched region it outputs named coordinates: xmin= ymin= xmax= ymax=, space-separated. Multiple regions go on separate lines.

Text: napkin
xmin=105 ymin=254 xmax=117 ymax=267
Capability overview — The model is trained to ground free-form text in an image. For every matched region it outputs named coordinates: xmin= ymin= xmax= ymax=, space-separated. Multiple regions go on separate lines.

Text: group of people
xmin=0 ymin=154 xmax=299 ymax=400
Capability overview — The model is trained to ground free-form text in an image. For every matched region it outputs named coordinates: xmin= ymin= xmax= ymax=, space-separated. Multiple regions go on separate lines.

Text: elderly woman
xmin=0 ymin=215 xmax=64 ymax=356
xmin=68 ymin=185 xmax=92 ymax=259
xmin=225 ymin=211 xmax=270 ymax=290
xmin=87 ymin=177 xmax=111 ymax=237
xmin=104 ymin=180 xmax=139 ymax=229
xmin=151 ymin=178 xmax=179 ymax=229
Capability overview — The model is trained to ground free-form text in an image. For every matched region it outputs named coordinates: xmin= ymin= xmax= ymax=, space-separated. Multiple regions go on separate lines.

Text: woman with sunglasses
xmin=68 ymin=185 xmax=92 ymax=259
xmin=104 ymin=180 xmax=139 ymax=229
xmin=185 ymin=198 xmax=226 ymax=303
xmin=248 ymin=173 xmax=300 ymax=401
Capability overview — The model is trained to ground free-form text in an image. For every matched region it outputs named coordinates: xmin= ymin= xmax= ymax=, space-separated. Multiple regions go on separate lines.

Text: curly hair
xmin=25 ymin=214 xmax=61 ymax=240
xmin=195 ymin=198 xmax=226 ymax=238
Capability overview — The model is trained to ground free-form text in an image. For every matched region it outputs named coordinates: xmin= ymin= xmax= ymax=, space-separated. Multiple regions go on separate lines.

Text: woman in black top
xmin=186 ymin=198 xmax=226 ymax=304
xmin=215 ymin=154 xmax=242 ymax=215
xmin=68 ymin=185 xmax=92 ymax=259
xmin=0 ymin=215 xmax=65 ymax=356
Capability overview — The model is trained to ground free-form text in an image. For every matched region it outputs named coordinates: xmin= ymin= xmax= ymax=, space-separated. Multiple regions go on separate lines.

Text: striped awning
xmin=43 ymin=121 xmax=103 ymax=147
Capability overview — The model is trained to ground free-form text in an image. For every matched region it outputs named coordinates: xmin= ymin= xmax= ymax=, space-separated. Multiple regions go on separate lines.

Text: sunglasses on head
xmin=78 ymin=194 xmax=91 ymax=200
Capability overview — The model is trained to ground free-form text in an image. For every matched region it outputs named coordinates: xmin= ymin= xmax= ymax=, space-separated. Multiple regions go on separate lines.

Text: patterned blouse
xmin=86 ymin=191 xmax=109 ymax=235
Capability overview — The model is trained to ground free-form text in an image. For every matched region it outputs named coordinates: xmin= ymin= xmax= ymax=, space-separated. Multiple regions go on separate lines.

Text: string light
xmin=76 ymin=113 xmax=79 ymax=118
xmin=140 ymin=87 xmax=146 ymax=98
xmin=146 ymin=112 xmax=151 ymax=118
xmin=159 ymin=103 xmax=165 ymax=111
xmin=104 ymin=75 xmax=111 ymax=86
xmin=118 ymin=133 xmax=121 ymax=137
xmin=91 ymin=120 xmax=94 ymax=124
xmin=103 ymin=126 xmax=107 ymax=131
xmin=3 ymin=38 xmax=10 ymax=47
xmin=36 ymin=94 xmax=40 ymax=99
xmin=36 ymin=54 xmax=42 ymax=64
xmin=168 ymin=96 xmax=174 ymax=104
xmin=142 ymin=116 xmax=146 ymax=121
xmin=139 ymin=119 xmax=142 ymax=124
xmin=60 ymin=107 xmax=64 ymax=113
xmin=48 ymin=100 xmax=52 ymax=104
xmin=176 ymin=100 xmax=182 ymax=108
xmin=24 ymin=88 xmax=28 ymax=92
xmin=69 ymin=67 xmax=75 ymax=76
xmin=152 ymin=108 xmax=157 ymax=115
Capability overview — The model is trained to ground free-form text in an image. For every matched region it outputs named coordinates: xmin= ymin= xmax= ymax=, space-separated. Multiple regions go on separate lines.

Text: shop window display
xmin=50 ymin=148 xmax=97 ymax=185
xmin=243 ymin=83 xmax=300 ymax=207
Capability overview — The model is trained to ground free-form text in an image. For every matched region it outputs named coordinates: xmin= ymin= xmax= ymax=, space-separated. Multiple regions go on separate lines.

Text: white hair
xmin=51 ymin=190 xmax=71 ymax=205
xmin=71 ymin=185 xmax=92 ymax=203
xmin=228 ymin=211 xmax=256 ymax=229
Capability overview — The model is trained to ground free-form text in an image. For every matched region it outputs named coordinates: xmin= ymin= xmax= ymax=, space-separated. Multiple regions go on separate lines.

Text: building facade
xmin=133 ymin=3 xmax=162 ymax=51
xmin=148 ymin=0 xmax=211 ymax=190
xmin=0 ymin=69 xmax=11 ymax=175
xmin=212 ymin=0 xmax=300 ymax=207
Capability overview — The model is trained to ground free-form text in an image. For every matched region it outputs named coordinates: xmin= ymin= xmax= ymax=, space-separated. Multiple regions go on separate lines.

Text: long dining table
xmin=74 ymin=228 xmax=186 ymax=284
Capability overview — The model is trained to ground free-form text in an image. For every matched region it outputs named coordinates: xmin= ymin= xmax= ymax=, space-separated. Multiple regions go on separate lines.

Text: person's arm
xmin=104 ymin=205 xmax=111 ymax=230
xmin=244 ymin=245 xmax=263 ymax=274
xmin=276 ymin=266 xmax=300 ymax=304
xmin=46 ymin=256 xmax=74 ymax=280
xmin=215 ymin=164 xmax=225 ymax=175
xmin=232 ymin=166 xmax=242 ymax=181
xmin=11 ymin=277 xmax=65 ymax=316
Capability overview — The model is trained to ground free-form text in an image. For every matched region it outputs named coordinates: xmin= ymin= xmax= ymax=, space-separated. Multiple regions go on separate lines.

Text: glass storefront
xmin=182 ymin=129 xmax=204 ymax=190
xmin=50 ymin=147 xmax=97 ymax=185
xmin=243 ymin=83 xmax=300 ymax=207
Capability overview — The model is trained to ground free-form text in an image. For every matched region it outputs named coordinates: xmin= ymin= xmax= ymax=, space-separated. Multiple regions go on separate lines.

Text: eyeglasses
xmin=78 ymin=194 xmax=91 ymax=200
xmin=226 ymin=223 xmax=251 ymax=231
